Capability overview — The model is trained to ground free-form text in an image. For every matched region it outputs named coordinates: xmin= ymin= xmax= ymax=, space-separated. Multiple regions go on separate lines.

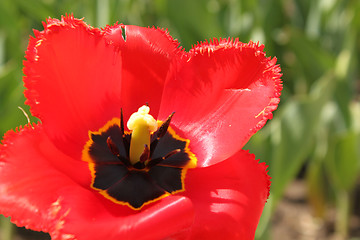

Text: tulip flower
xmin=0 ymin=15 xmax=282 ymax=240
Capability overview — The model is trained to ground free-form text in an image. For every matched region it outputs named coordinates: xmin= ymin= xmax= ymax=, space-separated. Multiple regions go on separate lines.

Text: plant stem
xmin=335 ymin=190 xmax=350 ymax=240
xmin=0 ymin=215 xmax=14 ymax=240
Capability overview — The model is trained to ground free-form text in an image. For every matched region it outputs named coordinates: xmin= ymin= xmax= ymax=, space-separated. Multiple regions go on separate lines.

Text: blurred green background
xmin=0 ymin=0 xmax=359 ymax=239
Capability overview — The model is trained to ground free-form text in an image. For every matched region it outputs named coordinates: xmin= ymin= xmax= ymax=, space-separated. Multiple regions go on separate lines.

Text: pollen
xmin=127 ymin=105 xmax=158 ymax=165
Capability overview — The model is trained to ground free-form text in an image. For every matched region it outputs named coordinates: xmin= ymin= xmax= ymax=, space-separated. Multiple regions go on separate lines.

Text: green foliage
xmin=0 ymin=0 xmax=359 ymax=239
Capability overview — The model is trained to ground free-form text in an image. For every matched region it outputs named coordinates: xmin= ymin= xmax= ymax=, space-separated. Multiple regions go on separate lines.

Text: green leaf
xmin=325 ymin=122 xmax=360 ymax=191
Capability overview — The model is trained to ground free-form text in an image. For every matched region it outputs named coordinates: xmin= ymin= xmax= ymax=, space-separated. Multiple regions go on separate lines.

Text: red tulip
xmin=0 ymin=15 xmax=282 ymax=240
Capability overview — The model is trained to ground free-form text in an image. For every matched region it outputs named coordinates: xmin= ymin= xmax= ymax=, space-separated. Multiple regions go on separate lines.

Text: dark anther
xmin=120 ymin=108 xmax=130 ymax=157
xmin=164 ymin=149 xmax=181 ymax=159
xmin=157 ymin=112 xmax=175 ymax=138
xmin=106 ymin=136 xmax=131 ymax=167
xmin=120 ymin=108 xmax=125 ymax=137
xmin=140 ymin=145 xmax=150 ymax=162
xmin=147 ymin=149 xmax=181 ymax=168
xmin=107 ymin=136 xmax=120 ymax=156
xmin=150 ymin=112 xmax=175 ymax=156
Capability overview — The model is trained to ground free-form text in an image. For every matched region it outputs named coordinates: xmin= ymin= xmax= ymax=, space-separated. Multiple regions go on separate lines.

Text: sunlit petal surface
xmin=159 ymin=39 xmax=282 ymax=166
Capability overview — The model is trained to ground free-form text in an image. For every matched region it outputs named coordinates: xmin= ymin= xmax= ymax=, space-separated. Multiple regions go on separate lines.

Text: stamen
xmin=106 ymin=136 xmax=131 ymax=167
xmin=120 ymin=108 xmax=125 ymax=136
xmin=150 ymin=112 xmax=175 ymax=156
xmin=164 ymin=149 xmax=181 ymax=159
xmin=139 ymin=144 xmax=150 ymax=162
xmin=157 ymin=112 xmax=175 ymax=138
xmin=107 ymin=137 xmax=119 ymax=156
xmin=147 ymin=149 xmax=181 ymax=168
xmin=120 ymin=109 xmax=130 ymax=156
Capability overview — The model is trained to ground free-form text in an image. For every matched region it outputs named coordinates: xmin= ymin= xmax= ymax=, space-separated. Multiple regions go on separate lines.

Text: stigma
xmin=127 ymin=105 xmax=158 ymax=165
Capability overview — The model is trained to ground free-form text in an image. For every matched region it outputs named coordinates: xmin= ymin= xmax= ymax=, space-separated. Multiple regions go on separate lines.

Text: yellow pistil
xmin=127 ymin=105 xmax=158 ymax=165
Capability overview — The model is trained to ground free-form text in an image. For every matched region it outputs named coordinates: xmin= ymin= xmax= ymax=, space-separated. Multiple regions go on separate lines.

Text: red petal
xmin=0 ymin=124 xmax=90 ymax=237
xmin=24 ymin=15 xmax=122 ymax=159
xmin=24 ymin=15 xmax=181 ymax=160
xmin=159 ymin=39 xmax=282 ymax=167
xmin=182 ymin=150 xmax=270 ymax=240
xmin=63 ymin=195 xmax=194 ymax=240
xmin=0 ymin=125 xmax=194 ymax=240
xmin=103 ymin=24 xmax=183 ymax=120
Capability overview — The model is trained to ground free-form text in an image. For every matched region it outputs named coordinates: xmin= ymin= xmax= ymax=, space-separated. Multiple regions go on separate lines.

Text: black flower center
xmin=82 ymin=110 xmax=197 ymax=210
